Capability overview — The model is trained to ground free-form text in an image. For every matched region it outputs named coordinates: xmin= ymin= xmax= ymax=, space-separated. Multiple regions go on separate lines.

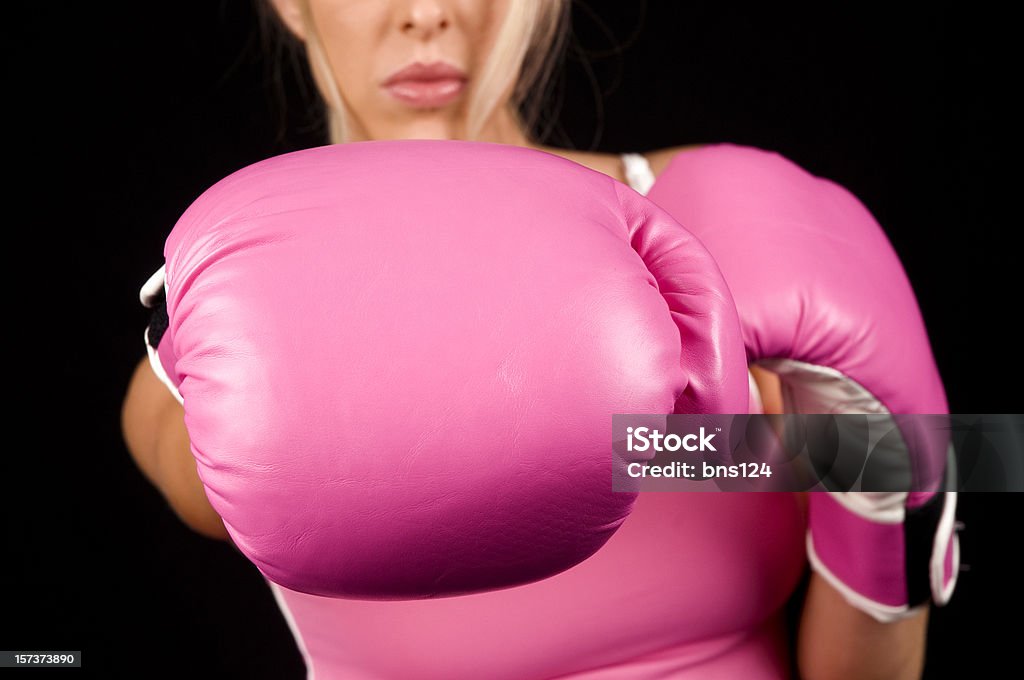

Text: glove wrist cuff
xmin=807 ymin=491 xmax=960 ymax=623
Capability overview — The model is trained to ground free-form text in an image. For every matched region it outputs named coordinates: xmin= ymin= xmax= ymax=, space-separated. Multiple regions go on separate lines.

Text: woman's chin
xmin=373 ymin=114 xmax=467 ymax=141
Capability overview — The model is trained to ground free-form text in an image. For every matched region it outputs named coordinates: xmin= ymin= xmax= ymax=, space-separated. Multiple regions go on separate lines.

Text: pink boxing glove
xmin=138 ymin=140 xmax=749 ymax=599
xmin=648 ymin=143 xmax=959 ymax=622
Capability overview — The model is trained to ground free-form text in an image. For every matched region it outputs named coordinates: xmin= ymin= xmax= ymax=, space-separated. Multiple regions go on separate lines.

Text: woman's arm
xmin=749 ymin=366 xmax=928 ymax=680
xmin=798 ymin=573 xmax=928 ymax=680
xmin=121 ymin=356 xmax=230 ymax=541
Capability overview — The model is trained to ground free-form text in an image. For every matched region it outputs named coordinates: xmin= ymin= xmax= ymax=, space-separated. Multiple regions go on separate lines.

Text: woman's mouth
xmin=385 ymin=79 xmax=465 ymax=108
xmin=383 ymin=62 xmax=468 ymax=108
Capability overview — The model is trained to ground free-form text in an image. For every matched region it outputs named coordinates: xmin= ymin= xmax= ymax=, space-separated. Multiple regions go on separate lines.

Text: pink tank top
xmin=265 ymin=152 xmax=809 ymax=679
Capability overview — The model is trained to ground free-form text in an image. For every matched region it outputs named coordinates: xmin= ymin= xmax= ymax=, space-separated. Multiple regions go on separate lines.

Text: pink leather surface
xmin=648 ymin=143 xmax=955 ymax=612
xmin=809 ymin=493 xmax=908 ymax=607
xmin=271 ymin=492 xmax=807 ymax=679
xmin=647 ymin=143 xmax=948 ymax=417
xmin=159 ymin=140 xmax=749 ymax=599
xmin=256 ymin=144 xmax=815 ymax=679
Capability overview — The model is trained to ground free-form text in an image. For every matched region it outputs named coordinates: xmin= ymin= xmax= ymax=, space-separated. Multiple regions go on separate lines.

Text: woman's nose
xmin=399 ymin=0 xmax=450 ymax=39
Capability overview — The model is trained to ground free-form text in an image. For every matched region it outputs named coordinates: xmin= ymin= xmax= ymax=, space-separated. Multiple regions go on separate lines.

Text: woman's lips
xmin=385 ymin=78 xmax=466 ymax=108
xmin=383 ymin=62 xmax=467 ymax=108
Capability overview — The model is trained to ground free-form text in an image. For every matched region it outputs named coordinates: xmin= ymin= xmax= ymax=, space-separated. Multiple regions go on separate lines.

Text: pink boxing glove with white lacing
xmin=137 ymin=139 xmax=750 ymax=600
xmin=648 ymin=143 xmax=960 ymax=622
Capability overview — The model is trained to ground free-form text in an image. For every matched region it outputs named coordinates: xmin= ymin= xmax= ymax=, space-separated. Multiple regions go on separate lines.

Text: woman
xmin=122 ymin=1 xmax=936 ymax=677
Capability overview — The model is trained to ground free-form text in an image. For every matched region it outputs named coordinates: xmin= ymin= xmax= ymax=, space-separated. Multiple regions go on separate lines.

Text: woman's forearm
xmin=797 ymin=571 xmax=928 ymax=680
xmin=751 ymin=366 xmax=929 ymax=680
xmin=122 ymin=357 xmax=229 ymax=541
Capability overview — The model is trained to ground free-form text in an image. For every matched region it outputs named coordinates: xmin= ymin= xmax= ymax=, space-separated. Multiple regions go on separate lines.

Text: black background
xmin=5 ymin=1 xmax=1020 ymax=677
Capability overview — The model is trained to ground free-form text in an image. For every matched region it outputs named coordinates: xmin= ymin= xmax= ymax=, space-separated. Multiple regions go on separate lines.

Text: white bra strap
xmin=620 ymin=153 xmax=656 ymax=196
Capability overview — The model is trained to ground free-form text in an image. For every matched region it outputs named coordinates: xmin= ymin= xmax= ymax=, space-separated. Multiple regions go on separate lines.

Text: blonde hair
xmin=264 ymin=0 xmax=570 ymax=144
